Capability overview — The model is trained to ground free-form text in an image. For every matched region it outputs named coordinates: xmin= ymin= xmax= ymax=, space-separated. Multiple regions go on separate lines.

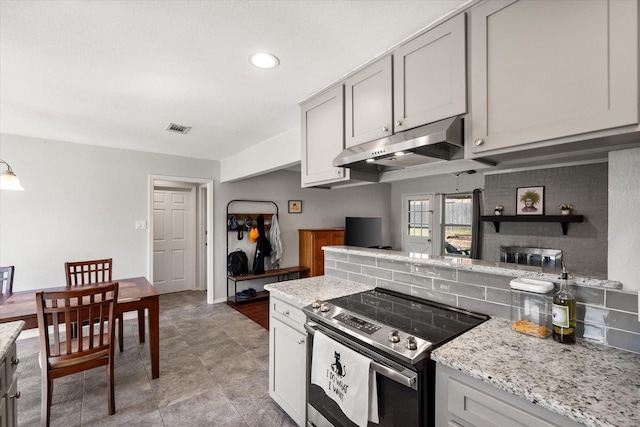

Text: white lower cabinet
xmin=268 ymin=294 xmax=306 ymax=426
xmin=435 ymin=364 xmax=582 ymax=427
xmin=1 ymin=342 xmax=19 ymax=427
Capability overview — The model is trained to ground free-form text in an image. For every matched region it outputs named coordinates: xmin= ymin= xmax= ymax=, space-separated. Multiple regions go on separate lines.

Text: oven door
xmin=305 ymin=322 xmax=428 ymax=427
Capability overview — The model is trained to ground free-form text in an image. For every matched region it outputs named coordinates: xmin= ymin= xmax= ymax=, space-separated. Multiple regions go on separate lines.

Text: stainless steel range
xmin=303 ymin=288 xmax=489 ymax=427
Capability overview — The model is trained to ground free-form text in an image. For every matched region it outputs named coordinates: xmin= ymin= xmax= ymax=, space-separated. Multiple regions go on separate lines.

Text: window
xmin=407 ymin=199 xmax=431 ymax=237
xmin=443 ymin=194 xmax=472 ymax=256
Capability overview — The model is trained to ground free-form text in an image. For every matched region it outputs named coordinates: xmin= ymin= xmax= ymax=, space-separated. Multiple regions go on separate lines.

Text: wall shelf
xmin=480 ymin=215 xmax=584 ymax=235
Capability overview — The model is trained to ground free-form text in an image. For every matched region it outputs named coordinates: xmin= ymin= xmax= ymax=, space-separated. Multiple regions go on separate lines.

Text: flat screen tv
xmin=345 ymin=217 xmax=382 ymax=248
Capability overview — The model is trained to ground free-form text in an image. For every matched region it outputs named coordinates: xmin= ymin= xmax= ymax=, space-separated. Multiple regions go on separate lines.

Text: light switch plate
xmin=135 ymin=220 xmax=147 ymax=230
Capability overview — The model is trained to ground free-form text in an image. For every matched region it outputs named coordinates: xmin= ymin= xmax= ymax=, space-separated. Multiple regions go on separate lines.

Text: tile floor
xmin=14 ymin=291 xmax=296 ymax=426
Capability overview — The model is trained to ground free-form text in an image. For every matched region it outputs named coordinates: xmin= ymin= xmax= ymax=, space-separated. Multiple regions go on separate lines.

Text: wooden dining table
xmin=0 ymin=276 xmax=160 ymax=379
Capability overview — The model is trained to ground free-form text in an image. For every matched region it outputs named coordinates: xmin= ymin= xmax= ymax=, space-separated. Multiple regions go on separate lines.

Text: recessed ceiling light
xmin=249 ymin=52 xmax=280 ymax=69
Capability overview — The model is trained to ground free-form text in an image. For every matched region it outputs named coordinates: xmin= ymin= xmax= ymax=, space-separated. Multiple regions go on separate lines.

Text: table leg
xmin=138 ymin=308 xmax=145 ymax=343
xmin=148 ymin=297 xmax=160 ymax=379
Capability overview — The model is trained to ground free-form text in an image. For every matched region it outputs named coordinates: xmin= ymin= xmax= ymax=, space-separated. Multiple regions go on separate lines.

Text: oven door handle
xmin=305 ymin=322 xmax=418 ymax=390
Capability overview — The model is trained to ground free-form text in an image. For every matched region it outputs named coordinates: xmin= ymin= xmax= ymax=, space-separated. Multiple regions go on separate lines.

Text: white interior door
xmin=402 ymin=194 xmax=435 ymax=256
xmin=153 ymin=187 xmax=195 ymax=293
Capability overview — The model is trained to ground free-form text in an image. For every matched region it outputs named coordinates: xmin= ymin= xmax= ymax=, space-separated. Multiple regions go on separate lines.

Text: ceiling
xmin=0 ymin=0 xmax=468 ymax=161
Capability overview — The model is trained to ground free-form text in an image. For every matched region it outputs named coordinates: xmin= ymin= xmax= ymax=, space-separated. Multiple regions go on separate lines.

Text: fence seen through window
xmin=443 ymin=194 xmax=472 ymax=256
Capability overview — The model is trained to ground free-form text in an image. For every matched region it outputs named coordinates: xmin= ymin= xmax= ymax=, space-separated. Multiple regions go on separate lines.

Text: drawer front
xmin=271 ymin=297 xmax=305 ymax=331
xmin=5 ymin=344 xmax=17 ymax=380
xmin=448 ymin=376 xmax=557 ymax=427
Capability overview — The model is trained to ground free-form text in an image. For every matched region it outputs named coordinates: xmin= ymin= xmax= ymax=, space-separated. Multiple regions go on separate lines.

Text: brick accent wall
xmin=482 ymin=163 xmax=608 ymax=274
xmin=325 ymin=250 xmax=639 ymax=354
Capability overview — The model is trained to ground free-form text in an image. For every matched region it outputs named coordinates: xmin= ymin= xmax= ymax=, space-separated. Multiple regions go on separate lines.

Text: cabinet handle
xmin=335 ymin=169 xmax=342 ymax=176
xmin=382 ymin=126 xmax=389 ymax=132
xmin=283 ymin=310 xmax=290 ymax=316
xmin=9 ymin=391 xmax=20 ymax=399
xmin=297 ymin=339 xmax=305 ymax=344
xmin=11 ymin=356 xmax=19 ymax=367
xmin=474 ymin=138 xmax=485 ymax=146
xmin=395 ymin=120 xmax=402 ymax=127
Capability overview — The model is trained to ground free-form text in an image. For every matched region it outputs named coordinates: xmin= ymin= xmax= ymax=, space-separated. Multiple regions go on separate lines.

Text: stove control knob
xmin=388 ymin=330 xmax=400 ymax=343
xmin=320 ymin=303 xmax=330 ymax=313
xmin=312 ymin=300 xmax=322 ymax=309
xmin=405 ymin=336 xmax=418 ymax=350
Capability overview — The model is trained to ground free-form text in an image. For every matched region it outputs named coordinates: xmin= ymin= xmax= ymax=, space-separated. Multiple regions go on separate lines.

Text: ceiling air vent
xmin=165 ymin=123 xmax=192 ymax=134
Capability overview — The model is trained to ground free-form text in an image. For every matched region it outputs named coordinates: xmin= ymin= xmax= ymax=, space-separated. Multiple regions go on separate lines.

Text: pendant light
xmin=0 ymin=159 xmax=25 ymax=191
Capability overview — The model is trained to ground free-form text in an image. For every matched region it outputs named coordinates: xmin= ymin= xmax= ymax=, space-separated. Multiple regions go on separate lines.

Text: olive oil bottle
xmin=552 ymin=263 xmax=576 ymax=344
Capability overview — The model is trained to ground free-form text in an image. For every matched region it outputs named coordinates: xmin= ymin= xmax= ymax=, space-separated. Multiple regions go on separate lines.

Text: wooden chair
xmin=36 ymin=282 xmax=119 ymax=427
xmin=65 ymin=258 xmax=129 ymax=352
xmin=0 ymin=265 xmax=15 ymax=295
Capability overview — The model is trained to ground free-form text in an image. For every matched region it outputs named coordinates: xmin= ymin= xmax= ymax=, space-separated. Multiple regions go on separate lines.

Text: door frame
xmin=148 ymin=175 xmax=214 ymax=304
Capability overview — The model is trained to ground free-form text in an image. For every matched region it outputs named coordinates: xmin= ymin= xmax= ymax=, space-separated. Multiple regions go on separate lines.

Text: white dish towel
xmin=311 ymin=331 xmax=379 ymax=427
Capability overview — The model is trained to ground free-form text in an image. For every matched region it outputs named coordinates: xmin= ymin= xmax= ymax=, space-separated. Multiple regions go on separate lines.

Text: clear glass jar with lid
xmin=510 ymin=278 xmax=555 ymax=338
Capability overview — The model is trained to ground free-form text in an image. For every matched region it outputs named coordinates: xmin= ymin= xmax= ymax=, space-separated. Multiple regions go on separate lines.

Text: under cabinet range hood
xmin=333 ymin=116 xmax=465 ymax=172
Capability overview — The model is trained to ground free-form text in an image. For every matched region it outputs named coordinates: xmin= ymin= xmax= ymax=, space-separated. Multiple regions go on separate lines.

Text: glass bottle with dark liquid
xmin=552 ymin=263 xmax=576 ymax=344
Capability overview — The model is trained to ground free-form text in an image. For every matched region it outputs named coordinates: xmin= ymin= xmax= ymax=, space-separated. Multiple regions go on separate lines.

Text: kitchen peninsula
xmin=266 ymin=246 xmax=639 ymax=427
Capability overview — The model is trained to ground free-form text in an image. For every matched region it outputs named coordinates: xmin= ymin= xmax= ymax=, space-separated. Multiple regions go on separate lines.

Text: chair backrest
xmin=0 ymin=265 xmax=15 ymax=295
xmin=36 ymin=282 xmax=118 ymax=366
xmin=65 ymin=258 xmax=112 ymax=286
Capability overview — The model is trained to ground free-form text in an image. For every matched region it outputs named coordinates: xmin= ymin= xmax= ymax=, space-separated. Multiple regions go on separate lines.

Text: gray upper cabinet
xmin=345 ymin=55 xmax=393 ymax=148
xmin=468 ymin=0 xmax=639 ymax=156
xmin=301 ymin=85 xmax=351 ymax=187
xmin=394 ymin=13 xmax=467 ymax=132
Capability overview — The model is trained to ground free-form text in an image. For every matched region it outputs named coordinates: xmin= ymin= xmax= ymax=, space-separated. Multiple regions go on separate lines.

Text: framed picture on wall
xmin=288 ymin=200 xmax=302 ymax=214
xmin=516 ymin=186 xmax=544 ymax=215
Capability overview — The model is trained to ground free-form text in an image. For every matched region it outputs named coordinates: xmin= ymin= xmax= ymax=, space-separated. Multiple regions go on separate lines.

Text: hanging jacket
xmin=269 ymin=214 xmax=283 ymax=269
xmin=252 ymin=214 xmax=272 ymax=274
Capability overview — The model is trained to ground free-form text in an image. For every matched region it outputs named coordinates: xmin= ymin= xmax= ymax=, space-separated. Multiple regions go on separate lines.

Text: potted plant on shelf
xmin=559 ymin=204 xmax=573 ymax=215
xmin=494 ymin=205 xmax=504 ymax=216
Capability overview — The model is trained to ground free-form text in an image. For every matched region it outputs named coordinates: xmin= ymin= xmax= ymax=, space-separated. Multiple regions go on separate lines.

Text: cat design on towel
xmin=331 ymin=351 xmax=347 ymax=377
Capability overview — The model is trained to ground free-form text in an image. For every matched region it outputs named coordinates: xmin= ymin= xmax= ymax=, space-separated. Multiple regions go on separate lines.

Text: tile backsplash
xmin=482 ymin=163 xmax=608 ymax=274
xmin=325 ymin=251 xmax=640 ymax=354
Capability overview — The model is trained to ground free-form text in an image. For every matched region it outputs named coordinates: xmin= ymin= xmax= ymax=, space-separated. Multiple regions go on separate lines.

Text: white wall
xmin=220 ymin=126 xmax=300 ymax=183
xmin=608 ymin=147 xmax=640 ymax=292
xmin=0 ymin=133 xmax=218 ymax=291
xmin=213 ymin=170 xmax=391 ymax=302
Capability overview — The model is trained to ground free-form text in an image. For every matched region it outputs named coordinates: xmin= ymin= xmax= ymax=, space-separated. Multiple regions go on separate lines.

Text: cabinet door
xmin=345 ymin=55 xmax=393 ymax=147
xmin=269 ymin=317 xmax=306 ymax=426
xmin=469 ymin=0 xmax=638 ymax=154
xmin=328 ymin=230 xmax=345 ymax=246
xmin=310 ymin=232 xmax=330 ymax=277
xmin=394 ymin=13 xmax=466 ymax=132
xmin=301 ymin=85 xmax=350 ymax=187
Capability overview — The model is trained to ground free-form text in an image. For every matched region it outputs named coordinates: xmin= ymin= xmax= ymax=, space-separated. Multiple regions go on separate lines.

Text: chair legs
xmin=40 ymin=374 xmax=52 ymax=427
xmin=107 ymin=359 xmax=115 ymax=415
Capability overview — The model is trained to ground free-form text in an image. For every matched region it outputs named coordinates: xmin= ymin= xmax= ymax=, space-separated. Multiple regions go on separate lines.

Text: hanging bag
xmin=227 ymin=249 xmax=249 ymax=276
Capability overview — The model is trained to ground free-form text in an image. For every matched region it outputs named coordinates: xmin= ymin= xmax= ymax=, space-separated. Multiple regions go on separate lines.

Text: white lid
xmin=509 ymin=278 xmax=555 ymax=293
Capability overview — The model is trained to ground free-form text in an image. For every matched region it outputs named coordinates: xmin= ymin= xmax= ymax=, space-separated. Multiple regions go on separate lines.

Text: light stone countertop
xmin=267 ymin=276 xmax=637 ymax=427
xmin=0 ymin=321 xmax=25 ymax=360
xmin=431 ymin=318 xmax=640 ymax=427
xmin=323 ymin=246 xmax=621 ymax=289
xmin=264 ymin=276 xmax=375 ymax=307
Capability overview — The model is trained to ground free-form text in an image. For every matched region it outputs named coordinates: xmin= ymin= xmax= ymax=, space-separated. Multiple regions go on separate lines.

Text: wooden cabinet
xmin=345 ymin=55 xmax=393 ymax=148
xmin=1 ymin=342 xmax=19 ymax=427
xmin=301 ymin=85 xmax=351 ymax=188
xmin=436 ymin=364 xmax=583 ymax=427
xmin=394 ymin=13 xmax=466 ymax=132
xmin=299 ymin=229 xmax=345 ymax=277
xmin=468 ymin=0 xmax=638 ymax=156
xmin=268 ymin=294 xmax=306 ymax=426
